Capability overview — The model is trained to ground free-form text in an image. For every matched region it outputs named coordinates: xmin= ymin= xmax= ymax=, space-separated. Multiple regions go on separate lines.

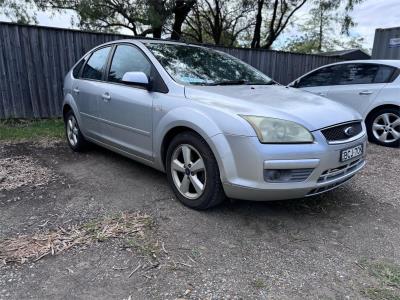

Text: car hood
xmin=184 ymin=85 xmax=361 ymax=131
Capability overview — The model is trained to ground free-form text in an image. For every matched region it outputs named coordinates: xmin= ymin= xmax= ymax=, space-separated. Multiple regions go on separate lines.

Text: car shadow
xmin=80 ymin=142 xmax=379 ymax=225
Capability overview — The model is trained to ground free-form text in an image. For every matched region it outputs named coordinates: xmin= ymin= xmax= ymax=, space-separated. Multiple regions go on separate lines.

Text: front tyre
xmin=64 ymin=110 xmax=88 ymax=152
xmin=166 ymin=131 xmax=226 ymax=210
xmin=367 ymin=108 xmax=400 ymax=148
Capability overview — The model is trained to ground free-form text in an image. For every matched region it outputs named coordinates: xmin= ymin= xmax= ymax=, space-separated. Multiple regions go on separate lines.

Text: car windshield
xmin=145 ymin=43 xmax=274 ymax=86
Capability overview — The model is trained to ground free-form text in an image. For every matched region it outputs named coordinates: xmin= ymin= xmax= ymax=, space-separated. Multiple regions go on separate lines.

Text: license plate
xmin=340 ymin=144 xmax=363 ymax=162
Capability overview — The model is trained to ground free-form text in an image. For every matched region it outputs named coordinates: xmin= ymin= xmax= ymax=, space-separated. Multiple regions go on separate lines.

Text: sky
xmin=348 ymin=0 xmax=400 ymax=48
xmin=274 ymin=0 xmax=400 ymax=51
xmin=1 ymin=0 xmax=399 ymax=51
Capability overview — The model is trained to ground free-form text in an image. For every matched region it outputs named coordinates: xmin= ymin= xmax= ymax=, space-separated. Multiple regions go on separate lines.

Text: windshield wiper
xmin=204 ymin=79 xmax=278 ymax=86
xmin=206 ymin=79 xmax=248 ymax=86
xmin=246 ymin=81 xmax=277 ymax=85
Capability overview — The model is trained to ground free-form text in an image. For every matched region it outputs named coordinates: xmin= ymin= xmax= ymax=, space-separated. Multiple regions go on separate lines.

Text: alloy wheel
xmin=170 ymin=144 xmax=206 ymax=200
xmin=66 ymin=115 xmax=79 ymax=147
xmin=372 ymin=113 xmax=400 ymax=144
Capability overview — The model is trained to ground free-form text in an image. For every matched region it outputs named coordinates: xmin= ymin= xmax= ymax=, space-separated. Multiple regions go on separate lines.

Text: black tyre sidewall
xmin=166 ymin=131 xmax=225 ymax=209
xmin=367 ymin=108 xmax=400 ymax=148
xmin=64 ymin=110 xmax=87 ymax=152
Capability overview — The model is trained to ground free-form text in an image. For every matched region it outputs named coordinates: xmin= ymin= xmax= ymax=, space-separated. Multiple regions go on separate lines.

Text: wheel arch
xmin=365 ymin=104 xmax=400 ymax=124
xmin=62 ymin=94 xmax=82 ymax=125
xmin=160 ymin=126 xmax=195 ymax=169
xmin=153 ymin=108 xmax=230 ymax=180
xmin=63 ymin=104 xmax=73 ymax=121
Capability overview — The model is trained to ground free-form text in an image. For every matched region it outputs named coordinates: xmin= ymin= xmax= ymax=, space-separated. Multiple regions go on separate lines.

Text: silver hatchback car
xmin=63 ymin=40 xmax=367 ymax=209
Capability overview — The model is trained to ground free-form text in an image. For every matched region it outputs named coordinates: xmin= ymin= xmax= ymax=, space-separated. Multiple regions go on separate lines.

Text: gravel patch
xmin=0 ymin=141 xmax=399 ymax=299
xmin=0 ymin=156 xmax=56 ymax=191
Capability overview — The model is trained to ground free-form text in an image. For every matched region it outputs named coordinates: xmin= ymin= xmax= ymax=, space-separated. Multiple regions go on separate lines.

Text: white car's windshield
xmin=145 ymin=43 xmax=274 ymax=86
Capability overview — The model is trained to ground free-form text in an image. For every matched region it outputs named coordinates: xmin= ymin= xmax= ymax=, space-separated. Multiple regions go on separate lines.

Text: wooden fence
xmin=0 ymin=22 xmax=341 ymax=118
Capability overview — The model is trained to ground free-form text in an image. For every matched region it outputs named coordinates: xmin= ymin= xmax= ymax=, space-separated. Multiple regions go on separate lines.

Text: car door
xmin=74 ymin=46 xmax=112 ymax=139
xmin=295 ymin=65 xmax=342 ymax=97
xmin=326 ymin=63 xmax=395 ymax=116
xmin=99 ymin=44 xmax=155 ymax=160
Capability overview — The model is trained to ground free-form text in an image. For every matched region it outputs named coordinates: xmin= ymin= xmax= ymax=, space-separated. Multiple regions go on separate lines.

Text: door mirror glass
xmin=122 ymin=72 xmax=151 ymax=89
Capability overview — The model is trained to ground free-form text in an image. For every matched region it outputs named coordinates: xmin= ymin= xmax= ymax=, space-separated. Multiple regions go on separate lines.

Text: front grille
xmin=317 ymin=158 xmax=364 ymax=183
xmin=321 ymin=121 xmax=362 ymax=142
xmin=307 ymin=175 xmax=354 ymax=196
xmin=306 ymin=158 xmax=365 ymax=196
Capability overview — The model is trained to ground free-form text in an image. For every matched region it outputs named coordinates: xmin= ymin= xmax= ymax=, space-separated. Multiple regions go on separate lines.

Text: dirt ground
xmin=0 ymin=140 xmax=399 ymax=300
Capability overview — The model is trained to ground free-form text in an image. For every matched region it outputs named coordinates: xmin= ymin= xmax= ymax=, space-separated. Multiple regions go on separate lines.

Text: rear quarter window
xmin=72 ymin=57 xmax=87 ymax=78
xmin=374 ymin=65 xmax=396 ymax=83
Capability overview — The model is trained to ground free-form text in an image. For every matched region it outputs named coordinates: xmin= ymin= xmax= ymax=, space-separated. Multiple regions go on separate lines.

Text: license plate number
xmin=340 ymin=145 xmax=363 ymax=162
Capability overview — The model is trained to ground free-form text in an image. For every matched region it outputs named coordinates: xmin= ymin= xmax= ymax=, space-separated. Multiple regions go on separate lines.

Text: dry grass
xmin=0 ymin=212 xmax=151 ymax=265
xmin=0 ymin=155 xmax=56 ymax=191
xmin=360 ymin=259 xmax=400 ymax=300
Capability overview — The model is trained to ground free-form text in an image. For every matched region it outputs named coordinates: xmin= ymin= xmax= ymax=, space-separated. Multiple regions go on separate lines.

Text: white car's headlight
xmin=240 ymin=115 xmax=314 ymax=144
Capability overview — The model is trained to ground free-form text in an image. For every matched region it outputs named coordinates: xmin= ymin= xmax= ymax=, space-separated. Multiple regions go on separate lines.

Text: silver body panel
xmin=63 ymin=39 xmax=367 ymax=201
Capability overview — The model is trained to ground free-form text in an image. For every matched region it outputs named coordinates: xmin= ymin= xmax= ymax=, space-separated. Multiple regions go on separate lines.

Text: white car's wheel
xmin=367 ymin=108 xmax=400 ymax=148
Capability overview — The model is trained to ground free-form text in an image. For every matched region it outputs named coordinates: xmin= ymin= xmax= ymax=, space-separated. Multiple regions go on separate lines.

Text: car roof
xmin=107 ymin=38 xmax=205 ymax=48
xmin=326 ymin=59 xmax=400 ymax=68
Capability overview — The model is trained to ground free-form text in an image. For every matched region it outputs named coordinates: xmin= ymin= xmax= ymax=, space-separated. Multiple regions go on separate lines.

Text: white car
xmin=289 ymin=60 xmax=400 ymax=148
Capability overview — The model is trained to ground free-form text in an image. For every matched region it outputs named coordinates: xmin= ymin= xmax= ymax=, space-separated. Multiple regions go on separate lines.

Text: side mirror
xmin=122 ymin=72 xmax=152 ymax=90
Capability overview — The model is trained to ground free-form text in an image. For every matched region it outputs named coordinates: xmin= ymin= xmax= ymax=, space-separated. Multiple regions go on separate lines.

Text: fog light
xmin=264 ymin=168 xmax=314 ymax=183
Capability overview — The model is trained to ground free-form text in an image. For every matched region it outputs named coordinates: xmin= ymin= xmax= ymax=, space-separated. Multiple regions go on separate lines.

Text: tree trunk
xmin=318 ymin=8 xmax=323 ymax=52
xmin=213 ymin=0 xmax=222 ymax=45
xmin=153 ymin=27 xmax=162 ymax=38
xmin=251 ymin=0 xmax=264 ymax=48
xmin=261 ymin=0 xmax=278 ymax=49
xmin=171 ymin=0 xmax=195 ymax=40
xmin=263 ymin=34 xmax=275 ymax=49
xmin=148 ymin=0 xmax=166 ymax=39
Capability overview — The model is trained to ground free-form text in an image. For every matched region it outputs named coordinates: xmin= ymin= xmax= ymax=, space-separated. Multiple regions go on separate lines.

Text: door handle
xmin=359 ymin=90 xmax=373 ymax=95
xmin=102 ymin=92 xmax=111 ymax=101
xmin=318 ymin=92 xmax=327 ymax=96
xmin=73 ymin=87 xmax=80 ymax=94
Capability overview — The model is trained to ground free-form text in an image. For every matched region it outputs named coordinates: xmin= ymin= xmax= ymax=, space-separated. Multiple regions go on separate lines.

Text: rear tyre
xmin=367 ymin=107 xmax=400 ymax=148
xmin=64 ymin=110 xmax=88 ymax=152
xmin=166 ymin=131 xmax=226 ymax=210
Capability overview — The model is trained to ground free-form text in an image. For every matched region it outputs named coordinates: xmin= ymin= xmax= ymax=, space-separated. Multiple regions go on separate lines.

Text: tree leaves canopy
xmin=0 ymin=0 xmax=365 ymax=51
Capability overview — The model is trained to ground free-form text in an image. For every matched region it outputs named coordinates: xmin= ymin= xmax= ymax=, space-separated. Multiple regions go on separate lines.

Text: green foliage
xmin=284 ymin=0 xmax=366 ymax=54
xmin=183 ymin=0 xmax=253 ymax=46
xmin=0 ymin=0 xmax=366 ymax=51
xmin=0 ymin=119 xmax=64 ymax=141
xmin=360 ymin=259 xmax=400 ymax=300
xmin=251 ymin=278 xmax=266 ymax=289
xmin=363 ymin=288 xmax=400 ymax=300
xmin=0 ymin=0 xmax=38 ymax=24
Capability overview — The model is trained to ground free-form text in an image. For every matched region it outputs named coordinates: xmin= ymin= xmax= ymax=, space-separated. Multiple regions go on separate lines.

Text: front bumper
xmin=211 ymin=130 xmax=367 ymax=201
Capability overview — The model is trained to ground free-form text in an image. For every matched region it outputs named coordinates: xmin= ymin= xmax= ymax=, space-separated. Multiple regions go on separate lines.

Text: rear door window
xmin=336 ymin=64 xmax=378 ymax=85
xmin=81 ymin=46 xmax=112 ymax=80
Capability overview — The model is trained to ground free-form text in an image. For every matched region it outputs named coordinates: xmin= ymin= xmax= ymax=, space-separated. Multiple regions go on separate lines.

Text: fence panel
xmin=0 ymin=22 xmax=341 ymax=118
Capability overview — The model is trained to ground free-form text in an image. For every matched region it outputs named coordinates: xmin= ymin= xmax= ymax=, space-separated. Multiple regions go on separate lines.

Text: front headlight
xmin=240 ymin=115 xmax=314 ymax=144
